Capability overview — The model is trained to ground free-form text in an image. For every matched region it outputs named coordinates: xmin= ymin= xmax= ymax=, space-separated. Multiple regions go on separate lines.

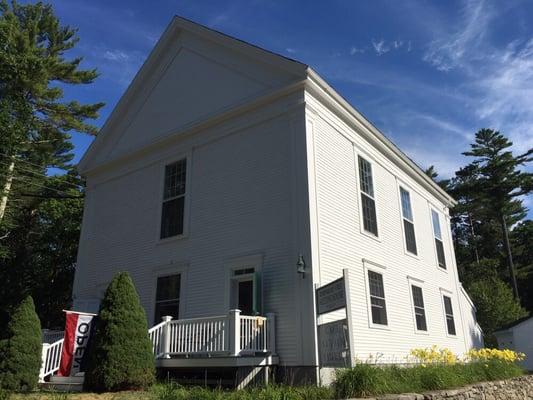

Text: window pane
xmin=431 ymin=210 xmax=442 ymax=240
xmin=358 ymin=156 xmax=374 ymax=197
xmin=160 ymin=197 xmax=185 ymax=238
xmin=446 ymin=316 xmax=456 ymax=335
xmin=361 ymin=194 xmax=378 ymax=235
xmin=372 ymin=302 xmax=387 ymax=325
xmin=415 ymin=311 xmax=427 ymax=331
xmin=164 ymin=159 xmax=187 ymax=199
xmin=154 ymin=300 xmax=179 ymax=323
xmin=368 ymin=271 xmax=385 ymax=297
xmin=400 ymin=187 xmax=413 ymax=221
xmin=443 ymin=296 xmax=453 ymax=314
xmin=404 ymin=220 xmax=417 ymax=255
xmin=156 ymin=275 xmax=181 ymax=301
xmin=436 ymin=239 xmax=446 ymax=268
xmin=411 ymin=286 xmax=424 ymax=308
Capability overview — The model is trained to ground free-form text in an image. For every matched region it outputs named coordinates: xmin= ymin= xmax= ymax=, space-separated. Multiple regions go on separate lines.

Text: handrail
xmin=39 ymin=338 xmax=64 ymax=382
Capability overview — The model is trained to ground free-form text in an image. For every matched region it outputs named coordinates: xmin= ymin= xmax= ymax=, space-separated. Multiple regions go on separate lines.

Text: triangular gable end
xmin=79 ymin=16 xmax=307 ymax=174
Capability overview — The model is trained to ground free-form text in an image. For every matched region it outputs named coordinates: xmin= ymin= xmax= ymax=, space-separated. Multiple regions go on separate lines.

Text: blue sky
xmin=49 ymin=0 xmax=532 ymax=209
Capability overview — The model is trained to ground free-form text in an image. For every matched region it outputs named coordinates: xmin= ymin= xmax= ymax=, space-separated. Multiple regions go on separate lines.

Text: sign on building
xmin=316 ymin=277 xmax=346 ymax=315
xmin=315 ymin=269 xmax=354 ymax=368
xmin=317 ymin=319 xmax=350 ymax=367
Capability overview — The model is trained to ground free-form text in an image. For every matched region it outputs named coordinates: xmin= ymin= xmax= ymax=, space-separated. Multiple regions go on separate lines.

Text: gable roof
xmin=494 ymin=315 xmax=532 ymax=333
xmin=79 ymin=15 xmax=455 ymax=207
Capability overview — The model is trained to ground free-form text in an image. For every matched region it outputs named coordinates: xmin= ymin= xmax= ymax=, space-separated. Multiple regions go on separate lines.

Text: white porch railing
xmin=40 ymin=310 xmax=275 ymax=382
xmin=39 ymin=338 xmax=64 ymax=382
xmin=152 ymin=310 xmax=275 ymax=358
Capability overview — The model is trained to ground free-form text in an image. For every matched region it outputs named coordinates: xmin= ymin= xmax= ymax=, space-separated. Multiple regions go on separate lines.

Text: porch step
xmin=41 ymin=375 xmax=84 ymax=392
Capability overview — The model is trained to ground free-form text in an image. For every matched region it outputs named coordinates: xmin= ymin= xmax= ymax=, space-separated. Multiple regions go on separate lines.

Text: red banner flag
xmin=58 ymin=311 xmax=96 ymax=376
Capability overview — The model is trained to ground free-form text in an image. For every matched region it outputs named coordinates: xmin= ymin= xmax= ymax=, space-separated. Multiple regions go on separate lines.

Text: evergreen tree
xmin=0 ymin=296 xmax=42 ymax=391
xmin=460 ymin=129 xmax=532 ymax=299
xmin=85 ymin=273 xmax=155 ymax=392
xmin=465 ymin=262 xmax=528 ymax=346
xmin=0 ymin=1 xmax=102 ymax=329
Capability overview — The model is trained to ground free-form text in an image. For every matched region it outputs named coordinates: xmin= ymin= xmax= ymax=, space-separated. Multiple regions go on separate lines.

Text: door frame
xmin=224 ymin=253 xmax=263 ymax=314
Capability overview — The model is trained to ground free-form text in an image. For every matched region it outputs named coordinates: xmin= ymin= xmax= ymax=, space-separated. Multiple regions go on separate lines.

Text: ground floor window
xmin=443 ymin=295 xmax=456 ymax=335
xmin=154 ymin=274 xmax=180 ymax=323
xmin=368 ymin=270 xmax=388 ymax=325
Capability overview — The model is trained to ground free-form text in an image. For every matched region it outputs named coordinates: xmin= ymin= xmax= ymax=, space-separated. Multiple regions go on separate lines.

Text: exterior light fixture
xmin=296 ymin=254 xmax=306 ymax=277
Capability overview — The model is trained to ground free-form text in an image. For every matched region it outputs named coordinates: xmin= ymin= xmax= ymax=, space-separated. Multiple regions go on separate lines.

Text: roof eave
xmin=305 ymin=67 xmax=457 ymax=208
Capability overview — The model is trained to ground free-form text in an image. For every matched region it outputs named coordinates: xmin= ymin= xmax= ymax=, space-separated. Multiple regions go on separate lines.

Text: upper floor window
xmin=431 ymin=210 xmax=446 ymax=268
xmin=400 ymin=187 xmax=417 ymax=255
xmin=442 ymin=295 xmax=456 ymax=335
xmin=160 ymin=159 xmax=187 ymax=239
xmin=358 ymin=156 xmax=378 ymax=236
xmin=411 ymin=285 xmax=427 ymax=331
xmin=368 ymin=270 xmax=387 ymax=325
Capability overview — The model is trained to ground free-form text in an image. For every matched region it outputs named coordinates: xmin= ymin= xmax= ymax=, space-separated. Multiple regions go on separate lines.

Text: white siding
xmin=496 ymin=319 xmax=533 ymax=371
xmin=74 ymin=93 xmax=308 ymax=365
xmin=305 ymin=92 xmax=474 ymax=362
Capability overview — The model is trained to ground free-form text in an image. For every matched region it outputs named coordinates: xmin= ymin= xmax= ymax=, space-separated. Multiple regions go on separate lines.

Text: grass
xmin=333 ymin=360 xmax=525 ymax=398
xmin=1 ymin=360 xmax=524 ymax=400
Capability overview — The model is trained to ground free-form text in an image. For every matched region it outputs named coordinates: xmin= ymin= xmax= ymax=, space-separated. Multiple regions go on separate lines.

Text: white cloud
xmin=285 ymin=48 xmax=296 ymax=54
xmin=103 ymin=49 xmax=130 ymax=62
xmin=349 ymin=46 xmax=365 ymax=55
xmin=372 ymin=39 xmax=390 ymax=55
xmin=422 ymin=0 xmax=533 ymax=155
xmin=423 ymin=0 xmax=493 ymax=71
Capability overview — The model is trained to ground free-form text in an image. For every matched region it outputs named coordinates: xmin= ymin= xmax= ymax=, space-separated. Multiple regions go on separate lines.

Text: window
xmin=400 ymin=187 xmax=417 ymax=255
xmin=358 ymin=156 xmax=378 ymax=236
xmin=432 ymin=210 xmax=446 ymax=268
xmin=160 ymin=159 xmax=187 ymax=239
xmin=368 ymin=270 xmax=387 ymax=325
xmin=154 ymin=274 xmax=180 ymax=323
xmin=443 ymin=295 xmax=456 ymax=335
xmin=411 ymin=285 xmax=427 ymax=331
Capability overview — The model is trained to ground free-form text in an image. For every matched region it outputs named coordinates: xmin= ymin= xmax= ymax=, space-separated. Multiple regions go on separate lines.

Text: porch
xmin=40 ymin=309 xmax=277 ymax=385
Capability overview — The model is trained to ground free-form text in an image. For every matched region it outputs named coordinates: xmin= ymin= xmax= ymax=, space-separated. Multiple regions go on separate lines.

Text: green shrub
xmin=0 ymin=296 xmax=42 ymax=391
xmin=84 ymin=272 xmax=155 ymax=392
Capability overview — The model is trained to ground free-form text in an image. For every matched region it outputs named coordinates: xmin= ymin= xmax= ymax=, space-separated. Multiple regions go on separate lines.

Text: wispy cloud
xmin=423 ymin=0 xmax=494 ymax=71
xmin=422 ymin=0 xmax=533 ymax=155
xmin=349 ymin=46 xmax=365 ymax=55
xmin=372 ymin=39 xmax=390 ymax=55
xmin=285 ymin=47 xmax=296 ymax=54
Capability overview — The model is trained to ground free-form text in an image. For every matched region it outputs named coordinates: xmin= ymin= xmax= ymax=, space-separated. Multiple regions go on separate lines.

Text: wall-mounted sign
xmin=316 ymin=277 xmax=346 ymax=315
xmin=318 ymin=319 xmax=350 ymax=367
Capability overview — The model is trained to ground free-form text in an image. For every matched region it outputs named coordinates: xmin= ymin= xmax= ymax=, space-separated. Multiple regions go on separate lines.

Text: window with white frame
xmin=154 ymin=274 xmax=180 ymax=323
xmin=400 ymin=187 xmax=417 ymax=255
xmin=442 ymin=295 xmax=456 ymax=335
xmin=431 ymin=210 xmax=446 ymax=268
xmin=358 ymin=156 xmax=378 ymax=236
xmin=160 ymin=159 xmax=187 ymax=239
xmin=368 ymin=270 xmax=387 ymax=325
xmin=411 ymin=285 xmax=427 ymax=331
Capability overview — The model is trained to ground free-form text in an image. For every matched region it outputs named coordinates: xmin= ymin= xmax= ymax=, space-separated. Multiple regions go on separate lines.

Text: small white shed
xmin=494 ymin=316 xmax=533 ymax=371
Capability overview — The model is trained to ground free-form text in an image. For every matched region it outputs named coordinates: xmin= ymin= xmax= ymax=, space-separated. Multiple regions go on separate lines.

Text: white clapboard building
xmin=63 ymin=16 xmax=482 ymax=385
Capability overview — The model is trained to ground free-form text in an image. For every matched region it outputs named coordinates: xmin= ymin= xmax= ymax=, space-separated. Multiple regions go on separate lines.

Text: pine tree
xmin=84 ymin=273 xmax=155 ymax=392
xmin=0 ymin=296 xmax=42 ymax=391
xmin=0 ymin=0 xmax=103 ymax=223
xmin=0 ymin=1 xmax=102 ymax=329
xmin=462 ymin=129 xmax=532 ymax=300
